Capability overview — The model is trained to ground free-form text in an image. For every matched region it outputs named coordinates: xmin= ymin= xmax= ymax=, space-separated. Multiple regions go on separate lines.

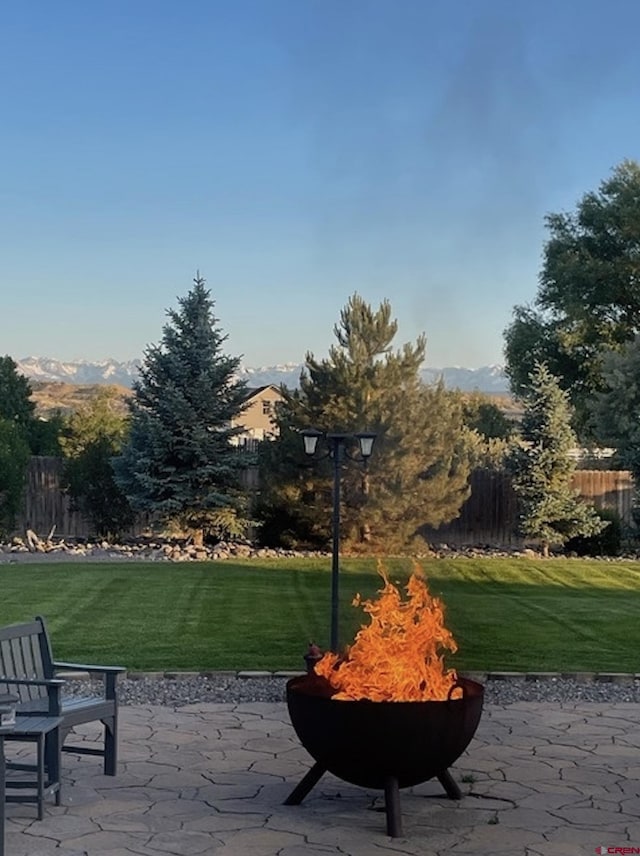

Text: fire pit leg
xmin=384 ymin=776 xmax=403 ymax=838
xmin=283 ymin=761 xmax=326 ymax=805
xmin=437 ymin=769 xmax=462 ymax=800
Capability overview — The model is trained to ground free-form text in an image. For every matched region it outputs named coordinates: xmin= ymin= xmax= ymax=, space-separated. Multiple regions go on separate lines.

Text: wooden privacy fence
xmin=14 ymin=456 xmax=260 ymax=540
xmin=12 ymin=457 xmax=637 ymax=545
xmin=572 ymin=469 xmax=635 ymax=521
xmin=422 ymin=468 xmax=635 ymax=547
xmin=18 ymin=456 xmax=86 ymax=538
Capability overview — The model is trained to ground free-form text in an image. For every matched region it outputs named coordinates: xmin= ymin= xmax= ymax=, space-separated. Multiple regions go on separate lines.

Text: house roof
xmin=241 ymin=384 xmax=283 ymax=401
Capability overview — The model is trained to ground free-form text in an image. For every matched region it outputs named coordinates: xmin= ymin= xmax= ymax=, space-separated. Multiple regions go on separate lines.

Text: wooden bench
xmin=0 ymin=616 xmax=126 ymax=795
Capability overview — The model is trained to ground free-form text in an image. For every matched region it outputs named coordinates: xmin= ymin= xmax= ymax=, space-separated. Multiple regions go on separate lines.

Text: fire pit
xmin=285 ymin=673 xmax=483 ymax=836
xmin=284 ymin=566 xmax=484 ymax=837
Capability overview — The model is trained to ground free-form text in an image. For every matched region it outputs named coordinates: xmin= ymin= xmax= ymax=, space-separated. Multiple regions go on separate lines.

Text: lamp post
xmin=302 ymin=429 xmax=377 ymax=652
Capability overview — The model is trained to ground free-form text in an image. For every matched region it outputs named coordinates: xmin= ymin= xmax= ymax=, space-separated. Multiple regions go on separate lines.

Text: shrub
xmin=565 ymin=507 xmax=622 ymax=557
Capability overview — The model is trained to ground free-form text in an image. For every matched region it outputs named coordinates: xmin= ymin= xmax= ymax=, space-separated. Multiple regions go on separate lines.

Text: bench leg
xmin=45 ymin=730 xmax=61 ymax=806
xmin=103 ymin=717 xmax=117 ymax=776
xmin=36 ymin=733 xmax=45 ymax=821
xmin=1 ymin=736 xmax=6 ymax=856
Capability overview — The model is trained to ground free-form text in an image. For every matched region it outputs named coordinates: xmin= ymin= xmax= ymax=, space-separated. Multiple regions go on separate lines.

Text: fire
xmin=314 ymin=563 xmax=460 ymax=702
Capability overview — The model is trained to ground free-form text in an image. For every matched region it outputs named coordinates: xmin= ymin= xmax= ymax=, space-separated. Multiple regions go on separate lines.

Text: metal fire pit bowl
xmin=284 ymin=673 xmax=484 ymax=837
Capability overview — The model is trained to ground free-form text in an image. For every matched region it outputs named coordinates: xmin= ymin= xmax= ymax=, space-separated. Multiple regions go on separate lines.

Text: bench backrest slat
xmin=0 ymin=618 xmax=52 ymax=703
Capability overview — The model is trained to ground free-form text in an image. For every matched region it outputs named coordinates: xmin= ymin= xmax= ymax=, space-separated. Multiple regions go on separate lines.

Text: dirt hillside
xmin=29 ymin=382 xmax=132 ymax=417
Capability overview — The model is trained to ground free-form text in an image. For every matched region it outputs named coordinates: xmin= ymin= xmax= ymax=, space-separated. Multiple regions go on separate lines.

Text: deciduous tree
xmin=457 ymin=392 xmax=516 ymax=471
xmin=27 ymin=412 xmax=66 ymax=456
xmin=504 ymin=160 xmax=640 ymax=436
xmin=589 ymin=337 xmax=640 ymax=516
xmin=61 ymin=387 xmax=134 ymax=538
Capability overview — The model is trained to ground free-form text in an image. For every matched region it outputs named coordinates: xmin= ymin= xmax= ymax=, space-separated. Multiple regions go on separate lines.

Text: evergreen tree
xmin=61 ymin=388 xmax=134 ymax=538
xmin=506 ymin=362 xmax=605 ymax=556
xmin=0 ymin=355 xmax=66 ymax=455
xmin=256 ymin=294 xmax=475 ymax=552
xmin=113 ymin=275 xmax=248 ymax=544
xmin=0 ymin=418 xmax=30 ymax=536
xmin=0 ymin=356 xmax=37 ymax=530
xmin=0 ymin=355 xmax=35 ymax=427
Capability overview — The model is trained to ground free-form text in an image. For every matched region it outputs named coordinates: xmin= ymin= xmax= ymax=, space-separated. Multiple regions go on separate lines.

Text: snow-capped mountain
xmin=421 ymin=364 xmax=508 ymax=393
xmin=15 ymin=356 xmax=509 ymax=393
xmin=16 ymin=356 xmax=143 ymax=387
xmin=236 ymin=363 xmax=305 ymax=389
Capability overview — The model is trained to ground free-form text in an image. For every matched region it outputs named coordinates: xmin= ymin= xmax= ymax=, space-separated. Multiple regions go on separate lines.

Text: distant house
xmin=231 ymin=385 xmax=284 ymax=444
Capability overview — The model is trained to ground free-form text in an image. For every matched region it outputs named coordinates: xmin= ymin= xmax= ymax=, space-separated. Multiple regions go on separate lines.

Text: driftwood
xmin=25 ymin=528 xmax=44 ymax=552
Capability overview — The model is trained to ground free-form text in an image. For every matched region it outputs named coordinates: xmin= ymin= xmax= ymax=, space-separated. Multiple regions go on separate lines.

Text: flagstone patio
xmin=4 ymin=699 xmax=640 ymax=855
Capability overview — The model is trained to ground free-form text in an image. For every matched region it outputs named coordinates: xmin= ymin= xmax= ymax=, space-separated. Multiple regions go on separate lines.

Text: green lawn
xmin=1 ymin=557 xmax=639 ymax=673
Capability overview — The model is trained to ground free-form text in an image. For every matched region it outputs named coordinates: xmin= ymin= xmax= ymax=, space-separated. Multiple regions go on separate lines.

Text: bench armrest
xmin=0 ymin=677 xmax=64 ymax=716
xmin=53 ymin=662 xmax=125 ymax=700
xmin=53 ymin=662 xmax=126 ymax=675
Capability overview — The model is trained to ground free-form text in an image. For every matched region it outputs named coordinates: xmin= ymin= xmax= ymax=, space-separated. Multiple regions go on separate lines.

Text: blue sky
xmin=2 ymin=0 xmax=639 ymax=368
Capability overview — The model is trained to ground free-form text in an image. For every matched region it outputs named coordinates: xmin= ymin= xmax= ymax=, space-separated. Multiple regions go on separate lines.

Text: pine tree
xmin=0 ymin=355 xmax=65 ymax=455
xmin=0 ymin=355 xmax=35 ymax=427
xmin=507 ymin=362 xmax=605 ymax=556
xmin=256 ymin=294 xmax=475 ymax=552
xmin=113 ymin=275 xmax=248 ymax=544
xmin=0 ymin=418 xmax=30 ymax=536
xmin=0 ymin=356 xmax=36 ymax=531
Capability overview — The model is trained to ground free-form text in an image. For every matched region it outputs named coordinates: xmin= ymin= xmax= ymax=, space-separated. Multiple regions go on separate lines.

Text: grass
xmin=1 ymin=556 xmax=639 ymax=673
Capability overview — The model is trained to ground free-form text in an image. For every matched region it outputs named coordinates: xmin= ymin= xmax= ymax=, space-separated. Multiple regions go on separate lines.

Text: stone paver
xmin=4 ymin=700 xmax=640 ymax=855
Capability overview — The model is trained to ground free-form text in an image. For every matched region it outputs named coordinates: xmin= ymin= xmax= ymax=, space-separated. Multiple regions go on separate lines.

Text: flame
xmin=314 ymin=562 xmax=460 ymax=701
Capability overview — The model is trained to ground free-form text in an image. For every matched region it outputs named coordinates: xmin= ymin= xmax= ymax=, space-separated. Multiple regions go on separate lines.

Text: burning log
xmin=284 ymin=563 xmax=484 ymax=837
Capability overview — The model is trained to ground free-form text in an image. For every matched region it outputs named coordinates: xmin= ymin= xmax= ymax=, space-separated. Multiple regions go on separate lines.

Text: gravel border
xmin=59 ymin=671 xmax=640 ymax=707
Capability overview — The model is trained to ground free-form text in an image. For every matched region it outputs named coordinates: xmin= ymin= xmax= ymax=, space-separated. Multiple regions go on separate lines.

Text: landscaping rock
xmin=1 ymin=534 xmax=638 ymax=564
xmin=0 ymin=535 xmax=332 ymax=563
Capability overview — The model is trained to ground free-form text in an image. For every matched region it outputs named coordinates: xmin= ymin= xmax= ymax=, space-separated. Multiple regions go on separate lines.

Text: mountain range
xmin=15 ymin=356 xmax=510 ymax=393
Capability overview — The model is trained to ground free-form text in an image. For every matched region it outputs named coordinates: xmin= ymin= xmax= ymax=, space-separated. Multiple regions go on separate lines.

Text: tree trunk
xmin=359 ymin=522 xmax=372 ymax=543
